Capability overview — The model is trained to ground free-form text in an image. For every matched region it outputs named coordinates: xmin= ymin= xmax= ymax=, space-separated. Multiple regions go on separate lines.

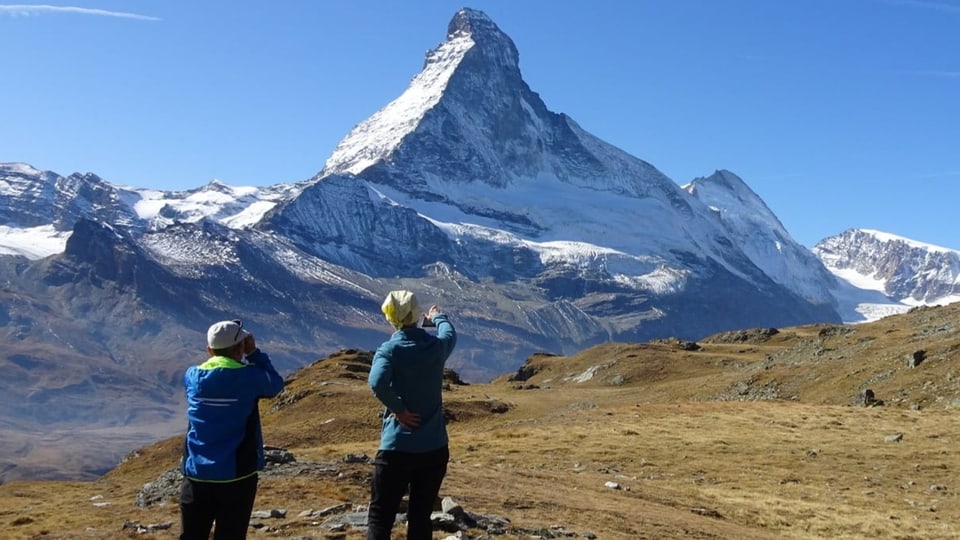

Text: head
xmin=206 ymin=319 xmax=250 ymax=359
xmin=381 ymin=290 xmax=420 ymax=329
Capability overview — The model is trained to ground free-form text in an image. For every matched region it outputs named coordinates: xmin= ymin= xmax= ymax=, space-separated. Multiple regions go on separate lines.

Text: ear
xmin=207 ymin=346 xmax=215 ymax=356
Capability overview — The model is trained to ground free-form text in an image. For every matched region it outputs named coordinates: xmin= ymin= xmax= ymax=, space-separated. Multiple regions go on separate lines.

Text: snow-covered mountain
xmin=683 ymin=170 xmax=838 ymax=307
xmin=814 ymin=229 xmax=960 ymax=321
xmin=0 ymin=162 xmax=298 ymax=243
xmin=8 ymin=8 xmax=927 ymax=479
xmin=1 ymin=8 xmax=853 ymax=388
xmin=260 ymin=9 xmax=838 ymax=337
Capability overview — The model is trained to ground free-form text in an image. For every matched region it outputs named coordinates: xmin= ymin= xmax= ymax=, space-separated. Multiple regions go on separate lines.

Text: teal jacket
xmin=368 ymin=313 xmax=457 ymax=453
xmin=182 ymin=350 xmax=284 ymax=482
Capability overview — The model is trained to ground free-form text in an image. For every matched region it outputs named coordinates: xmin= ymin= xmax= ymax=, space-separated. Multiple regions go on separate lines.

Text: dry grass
xmin=2 ymin=304 xmax=959 ymax=539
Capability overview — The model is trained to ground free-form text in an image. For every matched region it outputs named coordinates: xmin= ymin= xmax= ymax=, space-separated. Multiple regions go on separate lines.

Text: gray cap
xmin=207 ymin=320 xmax=250 ymax=349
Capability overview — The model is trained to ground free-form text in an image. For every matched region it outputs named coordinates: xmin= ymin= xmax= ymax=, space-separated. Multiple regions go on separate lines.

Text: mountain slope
xmin=684 ymin=169 xmax=839 ymax=307
xmin=3 ymin=303 xmax=959 ymax=538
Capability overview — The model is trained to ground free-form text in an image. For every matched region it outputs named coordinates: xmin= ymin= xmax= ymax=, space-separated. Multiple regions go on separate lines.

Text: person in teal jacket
xmin=180 ymin=319 xmax=284 ymax=540
xmin=366 ymin=290 xmax=457 ymax=540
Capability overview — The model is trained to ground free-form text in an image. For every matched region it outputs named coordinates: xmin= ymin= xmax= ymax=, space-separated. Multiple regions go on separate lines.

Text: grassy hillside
xmin=1 ymin=303 xmax=958 ymax=539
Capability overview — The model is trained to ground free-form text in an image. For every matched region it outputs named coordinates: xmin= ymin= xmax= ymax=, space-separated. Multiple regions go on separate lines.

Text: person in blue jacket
xmin=366 ymin=290 xmax=457 ymax=540
xmin=179 ymin=319 xmax=284 ymax=540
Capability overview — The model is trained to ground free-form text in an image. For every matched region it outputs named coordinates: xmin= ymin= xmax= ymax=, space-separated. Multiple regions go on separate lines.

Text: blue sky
xmin=1 ymin=0 xmax=957 ymax=249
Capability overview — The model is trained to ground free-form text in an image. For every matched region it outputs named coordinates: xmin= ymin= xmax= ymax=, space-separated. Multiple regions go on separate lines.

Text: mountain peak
xmin=447 ymin=8 xmax=519 ymax=70
xmin=814 ymin=228 xmax=960 ymax=309
xmin=705 ymin=169 xmax=745 ymax=189
xmin=449 ymin=7 xmax=492 ymax=31
xmin=686 ymin=170 xmax=756 ymax=202
xmin=684 ymin=168 xmax=837 ymax=305
xmin=0 ymin=162 xmax=43 ymax=176
xmin=684 ymin=170 xmax=784 ymax=230
xmin=321 ymin=8 xmax=521 ymax=177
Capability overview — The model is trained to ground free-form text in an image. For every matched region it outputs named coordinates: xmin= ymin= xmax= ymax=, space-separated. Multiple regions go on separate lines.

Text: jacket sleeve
xmin=245 ymin=349 xmax=285 ymax=398
xmin=368 ymin=345 xmax=405 ymax=414
xmin=432 ymin=314 xmax=457 ymax=362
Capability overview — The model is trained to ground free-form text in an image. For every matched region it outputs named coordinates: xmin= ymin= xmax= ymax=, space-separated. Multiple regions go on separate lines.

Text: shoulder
xmin=378 ymin=331 xmax=406 ymax=348
xmin=376 ymin=339 xmax=398 ymax=358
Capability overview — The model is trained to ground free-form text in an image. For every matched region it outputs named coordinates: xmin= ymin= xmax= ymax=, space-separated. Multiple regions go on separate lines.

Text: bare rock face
xmin=815 ymin=229 xmax=960 ymax=304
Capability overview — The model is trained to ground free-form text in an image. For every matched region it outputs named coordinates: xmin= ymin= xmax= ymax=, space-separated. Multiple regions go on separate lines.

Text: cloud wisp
xmin=0 ymin=4 xmax=160 ymax=21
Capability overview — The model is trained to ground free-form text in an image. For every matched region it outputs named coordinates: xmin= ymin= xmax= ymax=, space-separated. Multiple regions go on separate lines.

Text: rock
xmin=439 ymin=497 xmax=478 ymax=529
xmin=318 ymin=503 xmax=352 ymax=516
xmin=706 ymin=327 xmax=779 ymax=343
xmin=885 ymin=433 xmax=904 ymax=443
xmin=907 ymin=350 xmax=926 ymax=368
xmin=343 ymin=453 xmax=370 ymax=464
xmin=443 ymin=368 xmax=468 ymax=386
xmin=441 ymin=497 xmax=463 ymax=516
xmin=691 ymin=507 xmax=724 ymax=518
xmin=298 ymin=502 xmax=352 ymax=519
xmin=490 ymin=402 xmax=510 ymax=414
xmin=321 ymin=512 xmax=376 ymax=530
xmin=508 ymin=357 xmax=556 ymax=382
xmin=856 ymin=388 xmax=885 ymax=407
xmin=471 ymin=513 xmax=511 ymax=534
xmin=250 ymin=509 xmax=286 ymax=519
xmin=604 ymin=481 xmax=621 ymax=490
xmin=135 ymin=468 xmax=183 ymax=508
xmin=263 ymin=446 xmax=296 ymax=464
xmin=430 ymin=511 xmax=460 ymax=532
xmin=122 ymin=521 xmax=173 ymax=534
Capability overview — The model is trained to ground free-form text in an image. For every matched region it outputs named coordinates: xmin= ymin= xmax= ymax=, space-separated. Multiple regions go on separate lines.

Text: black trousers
xmin=179 ymin=474 xmax=258 ymax=540
xmin=366 ymin=446 xmax=449 ymax=540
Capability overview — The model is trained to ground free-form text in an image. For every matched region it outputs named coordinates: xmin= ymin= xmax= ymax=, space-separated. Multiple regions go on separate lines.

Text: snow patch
xmin=223 ymin=200 xmax=278 ymax=228
xmin=0 ymin=225 xmax=70 ymax=259
xmin=860 ymin=229 xmax=958 ymax=254
xmin=566 ymin=364 xmax=608 ymax=383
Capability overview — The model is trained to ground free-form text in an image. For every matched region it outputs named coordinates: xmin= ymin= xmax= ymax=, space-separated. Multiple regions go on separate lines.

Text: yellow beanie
xmin=381 ymin=290 xmax=420 ymax=328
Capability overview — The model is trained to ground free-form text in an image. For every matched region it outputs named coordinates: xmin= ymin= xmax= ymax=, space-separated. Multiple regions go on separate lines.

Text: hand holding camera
xmin=420 ymin=305 xmax=442 ymax=328
xmin=243 ymin=333 xmax=257 ymax=355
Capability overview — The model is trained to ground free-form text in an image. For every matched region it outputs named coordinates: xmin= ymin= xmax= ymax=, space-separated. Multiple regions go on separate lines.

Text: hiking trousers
xmin=366 ymin=446 xmax=449 ymax=540
xmin=179 ymin=474 xmax=258 ymax=540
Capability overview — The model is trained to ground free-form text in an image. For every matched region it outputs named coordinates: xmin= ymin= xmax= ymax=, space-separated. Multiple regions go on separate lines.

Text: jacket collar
xmin=198 ymin=356 xmax=246 ymax=370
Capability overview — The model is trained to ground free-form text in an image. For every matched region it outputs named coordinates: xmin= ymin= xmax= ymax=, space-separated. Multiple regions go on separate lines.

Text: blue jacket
xmin=368 ymin=314 xmax=457 ymax=453
xmin=182 ymin=350 xmax=284 ymax=482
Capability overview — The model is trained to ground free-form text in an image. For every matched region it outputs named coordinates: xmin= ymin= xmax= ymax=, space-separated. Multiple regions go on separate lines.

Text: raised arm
xmin=243 ymin=334 xmax=284 ymax=397
xmin=428 ymin=305 xmax=457 ymax=360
